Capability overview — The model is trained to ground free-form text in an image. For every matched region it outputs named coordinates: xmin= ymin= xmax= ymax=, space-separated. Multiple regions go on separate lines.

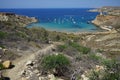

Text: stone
xmin=37 ymin=73 xmax=41 ymax=76
xmin=0 ymin=59 xmax=2 ymax=63
xmin=2 ymin=60 xmax=11 ymax=68
xmin=81 ymin=74 xmax=89 ymax=80
xmin=34 ymin=69 xmax=39 ymax=74
xmin=21 ymin=70 xmax=26 ymax=76
xmin=21 ymin=77 xmax=28 ymax=80
xmin=39 ymin=77 xmax=45 ymax=80
xmin=26 ymin=76 xmax=30 ymax=79
xmin=95 ymin=65 xmax=104 ymax=72
xmin=26 ymin=61 xmax=33 ymax=66
xmin=58 ymin=79 xmax=64 ymax=80
xmin=48 ymin=74 xmax=56 ymax=80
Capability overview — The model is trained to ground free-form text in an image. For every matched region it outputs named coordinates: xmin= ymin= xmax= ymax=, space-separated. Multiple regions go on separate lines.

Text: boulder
xmin=2 ymin=60 xmax=11 ymax=68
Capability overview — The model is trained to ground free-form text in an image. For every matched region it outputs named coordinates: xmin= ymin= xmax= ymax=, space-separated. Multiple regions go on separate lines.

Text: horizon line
xmin=0 ymin=6 xmax=119 ymax=9
xmin=0 ymin=7 xmax=98 ymax=9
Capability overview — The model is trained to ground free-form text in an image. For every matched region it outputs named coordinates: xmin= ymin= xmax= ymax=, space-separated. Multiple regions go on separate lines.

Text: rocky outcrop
xmin=0 ymin=12 xmax=37 ymax=27
xmin=92 ymin=15 xmax=120 ymax=31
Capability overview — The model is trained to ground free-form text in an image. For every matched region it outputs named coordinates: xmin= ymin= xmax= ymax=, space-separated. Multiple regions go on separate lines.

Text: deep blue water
xmin=0 ymin=8 xmax=101 ymax=32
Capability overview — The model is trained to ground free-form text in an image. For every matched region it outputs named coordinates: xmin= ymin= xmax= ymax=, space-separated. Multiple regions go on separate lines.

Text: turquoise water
xmin=28 ymin=22 xmax=100 ymax=32
xmin=0 ymin=8 xmax=101 ymax=32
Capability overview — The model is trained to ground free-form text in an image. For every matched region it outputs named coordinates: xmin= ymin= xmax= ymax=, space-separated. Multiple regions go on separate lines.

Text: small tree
xmin=41 ymin=54 xmax=70 ymax=76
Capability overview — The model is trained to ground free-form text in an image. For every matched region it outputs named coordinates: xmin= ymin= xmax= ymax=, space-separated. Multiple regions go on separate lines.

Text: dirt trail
xmin=5 ymin=44 xmax=55 ymax=80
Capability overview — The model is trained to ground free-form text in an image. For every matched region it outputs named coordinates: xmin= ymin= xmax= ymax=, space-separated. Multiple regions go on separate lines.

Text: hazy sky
xmin=0 ymin=0 xmax=120 ymax=8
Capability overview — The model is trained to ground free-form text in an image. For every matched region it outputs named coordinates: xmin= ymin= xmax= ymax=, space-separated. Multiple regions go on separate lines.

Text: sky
xmin=0 ymin=0 xmax=120 ymax=8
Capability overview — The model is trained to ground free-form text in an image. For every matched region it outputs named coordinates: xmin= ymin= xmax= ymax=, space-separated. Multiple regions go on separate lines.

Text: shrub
xmin=68 ymin=42 xmax=91 ymax=54
xmin=75 ymin=53 xmax=82 ymax=61
xmin=102 ymin=59 xmax=120 ymax=80
xmin=97 ymin=49 xmax=104 ymax=53
xmin=89 ymin=70 xmax=100 ymax=80
xmin=57 ymin=45 xmax=67 ymax=52
xmin=89 ymin=59 xmax=120 ymax=80
xmin=0 ymin=45 xmax=5 ymax=49
xmin=57 ymin=42 xmax=91 ymax=54
xmin=80 ymin=46 xmax=91 ymax=54
xmin=63 ymin=47 xmax=79 ymax=57
xmin=89 ymin=54 xmax=102 ymax=61
xmin=0 ymin=31 xmax=7 ymax=39
xmin=41 ymin=54 xmax=70 ymax=76
xmin=0 ymin=63 xmax=4 ymax=70
xmin=0 ymin=78 xmax=3 ymax=80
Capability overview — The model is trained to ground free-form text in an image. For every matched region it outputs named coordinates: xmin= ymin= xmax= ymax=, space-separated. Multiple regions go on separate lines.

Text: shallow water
xmin=0 ymin=8 xmax=102 ymax=32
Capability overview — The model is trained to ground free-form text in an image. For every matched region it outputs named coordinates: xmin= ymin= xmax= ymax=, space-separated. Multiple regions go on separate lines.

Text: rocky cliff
xmin=0 ymin=12 xmax=37 ymax=27
xmin=92 ymin=15 xmax=120 ymax=31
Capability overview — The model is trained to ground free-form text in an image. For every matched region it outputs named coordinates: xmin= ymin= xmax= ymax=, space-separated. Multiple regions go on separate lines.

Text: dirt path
xmin=5 ymin=44 xmax=55 ymax=80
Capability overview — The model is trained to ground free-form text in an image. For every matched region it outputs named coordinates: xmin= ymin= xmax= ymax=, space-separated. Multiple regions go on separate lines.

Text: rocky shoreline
xmin=89 ymin=6 xmax=120 ymax=32
xmin=0 ymin=12 xmax=38 ymax=27
xmin=91 ymin=15 xmax=118 ymax=31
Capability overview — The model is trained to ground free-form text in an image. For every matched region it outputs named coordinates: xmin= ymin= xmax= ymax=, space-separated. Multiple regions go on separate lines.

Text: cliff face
xmin=0 ymin=12 xmax=37 ymax=27
xmin=92 ymin=15 xmax=117 ymax=26
xmin=92 ymin=15 xmax=120 ymax=31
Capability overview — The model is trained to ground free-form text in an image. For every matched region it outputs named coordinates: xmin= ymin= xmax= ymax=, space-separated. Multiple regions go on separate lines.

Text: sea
xmin=0 ymin=8 xmax=102 ymax=32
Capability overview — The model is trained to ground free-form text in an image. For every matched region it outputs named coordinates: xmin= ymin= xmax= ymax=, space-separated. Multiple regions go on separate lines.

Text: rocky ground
xmin=80 ymin=32 xmax=120 ymax=59
xmin=4 ymin=44 xmax=55 ymax=80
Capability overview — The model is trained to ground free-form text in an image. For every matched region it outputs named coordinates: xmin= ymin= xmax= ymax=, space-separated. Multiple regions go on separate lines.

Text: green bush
xmin=41 ymin=54 xmax=70 ymax=75
xmin=97 ymin=49 xmax=104 ymax=53
xmin=57 ymin=42 xmax=91 ymax=54
xmin=0 ymin=45 xmax=5 ymax=49
xmin=0 ymin=63 xmax=4 ymax=70
xmin=0 ymin=31 xmax=7 ymax=39
xmin=89 ymin=70 xmax=100 ymax=80
xmin=0 ymin=78 xmax=3 ymax=80
xmin=89 ymin=59 xmax=120 ymax=80
xmin=80 ymin=46 xmax=91 ymax=54
xmin=89 ymin=54 xmax=102 ymax=61
xmin=29 ymin=27 xmax=48 ymax=42
xmin=102 ymin=59 xmax=120 ymax=80
xmin=68 ymin=42 xmax=91 ymax=54
xmin=57 ymin=45 xmax=67 ymax=52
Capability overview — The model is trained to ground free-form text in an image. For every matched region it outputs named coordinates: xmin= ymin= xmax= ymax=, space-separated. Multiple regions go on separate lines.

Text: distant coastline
xmin=0 ymin=6 xmax=119 ymax=34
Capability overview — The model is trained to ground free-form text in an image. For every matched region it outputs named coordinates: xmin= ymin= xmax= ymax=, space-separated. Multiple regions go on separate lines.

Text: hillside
xmin=0 ymin=13 xmax=120 ymax=80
